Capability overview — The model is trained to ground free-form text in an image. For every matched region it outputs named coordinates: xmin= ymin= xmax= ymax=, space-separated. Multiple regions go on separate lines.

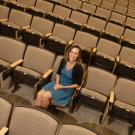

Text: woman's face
xmin=69 ymin=48 xmax=80 ymax=62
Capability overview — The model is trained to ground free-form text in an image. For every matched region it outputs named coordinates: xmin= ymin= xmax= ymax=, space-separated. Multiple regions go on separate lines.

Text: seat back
xmin=74 ymin=31 xmax=98 ymax=49
xmin=97 ymin=38 xmax=121 ymax=57
xmin=81 ymin=2 xmax=96 ymax=15
xmin=58 ymin=124 xmax=97 ymax=135
xmin=114 ymin=4 xmax=127 ymax=14
xmin=0 ymin=36 xmax=25 ymax=63
xmin=23 ymin=46 xmax=55 ymax=74
xmin=9 ymin=9 xmax=32 ymax=27
xmin=105 ymin=22 xmax=124 ymax=38
xmin=114 ymin=78 xmax=135 ymax=106
xmin=0 ymin=97 xmax=12 ymax=129
xmin=85 ymin=67 xmax=117 ymax=96
xmin=17 ymin=0 xmax=36 ymax=7
xmin=95 ymin=7 xmax=111 ymax=20
xmin=70 ymin=11 xmax=88 ymax=24
xmin=119 ymin=46 xmax=135 ymax=65
xmin=53 ymin=24 xmax=75 ymax=41
xmin=35 ymin=0 xmax=54 ymax=13
xmin=67 ymin=0 xmax=82 ymax=9
xmin=101 ymin=0 xmax=114 ymax=10
xmin=8 ymin=106 xmax=58 ymax=135
xmin=31 ymin=16 xmax=54 ymax=34
xmin=0 ymin=5 xmax=9 ymax=20
xmin=53 ymin=5 xmax=71 ymax=19
xmin=51 ymin=55 xmax=63 ymax=81
xmin=123 ymin=28 xmax=135 ymax=43
xmin=87 ymin=16 xmax=106 ymax=31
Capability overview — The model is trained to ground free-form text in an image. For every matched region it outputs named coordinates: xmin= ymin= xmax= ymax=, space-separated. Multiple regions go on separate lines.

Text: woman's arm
xmin=55 ymin=74 xmax=60 ymax=84
xmin=55 ymin=84 xmax=79 ymax=90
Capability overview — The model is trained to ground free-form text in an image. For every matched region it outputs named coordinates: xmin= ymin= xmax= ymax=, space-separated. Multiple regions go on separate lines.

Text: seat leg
xmin=128 ymin=125 xmax=135 ymax=135
xmin=11 ymin=79 xmax=20 ymax=93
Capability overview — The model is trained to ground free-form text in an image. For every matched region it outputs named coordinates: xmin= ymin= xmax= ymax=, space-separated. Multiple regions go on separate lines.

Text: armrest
xmin=0 ymin=19 xmax=8 ymax=23
xmin=42 ymin=69 xmax=53 ymax=79
xmin=116 ymin=56 xmax=120 ymax=63
xmin=34 ymin=69 xmax=53 ymax=98
xmin=109 ymin=90 xmax=115 ymax=104
xmin=92 ymin=48 xmax=97 ymax=53
xmin=0 ymin=127 xmax=8 ymax=135
xmin=68 ymin=40 xmax=74 ymax=46
xmin=10 ymin=59 xmax=23 ymax=68
xmin=22 ymin=25 xmax=30 ymax=30
xmin=45 ymin=33 xmax=52 ymax=38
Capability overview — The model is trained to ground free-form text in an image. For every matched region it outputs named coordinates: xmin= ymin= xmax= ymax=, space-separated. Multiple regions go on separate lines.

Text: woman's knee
xmin=37 ymin=89 xmax=45 ymax=98
xmin=43 ymin=91 xmax=52 ymax=99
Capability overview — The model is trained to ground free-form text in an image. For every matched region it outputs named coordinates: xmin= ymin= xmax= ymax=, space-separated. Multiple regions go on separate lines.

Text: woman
xmin=35 ymin=45 xmax=84 ymax=109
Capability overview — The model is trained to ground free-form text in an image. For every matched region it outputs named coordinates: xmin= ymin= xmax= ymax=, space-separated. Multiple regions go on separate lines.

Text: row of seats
xmin=84 ymin=0 xmax=135 ymax=11
xmin=80 ymin=66 xmax=135 ymax=135
xmin=0 ymin=1 xmax=135 ymax=47
xmin=1 ymin=0 xmax=135 ymax=31
xmin=1 ymin=27 xmax=135 ymax=81
xmin=0 ymin=97 xmax=98 ymax=135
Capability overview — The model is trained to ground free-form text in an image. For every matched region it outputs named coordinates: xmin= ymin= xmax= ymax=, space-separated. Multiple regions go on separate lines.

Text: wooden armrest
xmin=0 ymin=127 xmax=8 ymax=135
xmin=45 ymin=33 xmax=52 ymax=38
xmin=10 ymin=59 xmax=23 ymax=68
xmin=68 ymin=40 xmax=74 ymax=46
xmin=42 ymin=69 xmax=53 ymax=79
xmin=92 ymin=48 xmax=97 ymax=53
xmin=109 ymin=91 xmax=115 ymax=103
xmin=0 ymin=19 xmax=8 ymax=23
xmin=22 ymin=25 xmax=30 ymax=30
xmin=116 ymin=56 xmax=120 ymax=62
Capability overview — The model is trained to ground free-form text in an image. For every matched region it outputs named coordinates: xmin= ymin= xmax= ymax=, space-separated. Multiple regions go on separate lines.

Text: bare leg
xmin=35 ymin=90 xmax=52 ymax=109
xmin=41 ymin=91 xmax=52 ymax=109
xmin=35 ymin=90 xmax=46 ymax=107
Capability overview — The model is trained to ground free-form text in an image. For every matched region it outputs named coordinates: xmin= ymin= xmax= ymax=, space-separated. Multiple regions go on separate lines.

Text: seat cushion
xmin=0 ymin=59 xmax=9 ymax=67
xmin=15 ymin=66 xmax=41 ymax=78
xmin=49 ymin=36 xmax=67 ymax=44
xmin=26 ymin=28 xmax=44 ymax=37
xmin=96 ymin=51 xmax=115 ymax=61
xmin=81 ymin=88 xmax=107 ymax=103
xmin=114 ymin=100 xmax=135 ymax=113
xmin=2 ymin=21 xmax=21 ymax=29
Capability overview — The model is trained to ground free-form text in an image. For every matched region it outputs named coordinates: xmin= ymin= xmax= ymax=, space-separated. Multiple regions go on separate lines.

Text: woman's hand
xmin=54 ymin=84 xmax=64 ymax=90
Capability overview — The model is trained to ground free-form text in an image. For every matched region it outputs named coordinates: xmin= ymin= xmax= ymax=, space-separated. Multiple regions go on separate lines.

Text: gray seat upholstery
xmin=0 ymin=9 xmax=32 ymax=39
xmin=7 ymin=106 xmax=58 ymax=135
xmin=0 ymin=97 xmax=12 ymax=130
xmin=13 ymin=46 xmax=55 ymax=91
xmin=0 ymin=36 xmax=26 ymax=88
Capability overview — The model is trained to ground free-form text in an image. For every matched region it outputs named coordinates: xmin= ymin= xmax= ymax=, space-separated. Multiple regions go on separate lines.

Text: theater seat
xmin=108 ymin=78 xmax=135 ymax=135
xmin=80 ymin=66 xmax=117 ymax=122
xmin=22 ymin=16 xmax=54 ymax=46
xmin=1 ymin=106 xmax=58 ymax=135
xmin=12 ymin=46 xmax=55 ymax=92
xmin=44 ymin=23 xmax=75 ymax=55
xmin=0 ymin=9 xmax=32 ymax=39
xmin=115 ymin=46 xmax=135 ymax=80
xmin=0 ymin=36 xmax=26 ymax=89
xmin=26 ymin=0 xmax=54 ymax=18
xmin=91 ymin=38 xmax=121 ymax=72
xmin=8 ymin=0 xmax=37 ymax=11
xmin=65 ymin=10 xmax=88 ymax=30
